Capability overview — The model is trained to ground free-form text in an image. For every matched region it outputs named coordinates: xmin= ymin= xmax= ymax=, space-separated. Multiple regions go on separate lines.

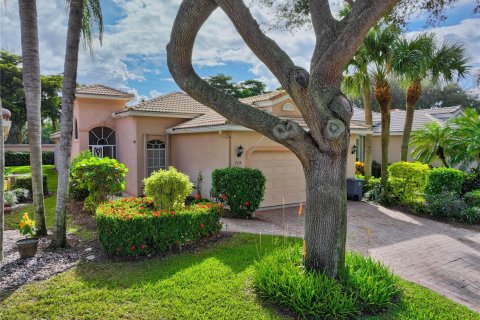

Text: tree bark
xmin=401 ymin=81 xmax=421 ymax=161
xmin=51 ymin=0 xmax=84 ymax=248
xmin=363 ymin=86 xmax=373 ymax=181
xmin=167 ymin=0 xmax=398 ymax=278
xmin=0 ymin=99 xmax=5 ymax=264
xmin=374 ymin=83 xmax=391 ymax=189
xmin=18 ymin=0 xmax=46 ymax=236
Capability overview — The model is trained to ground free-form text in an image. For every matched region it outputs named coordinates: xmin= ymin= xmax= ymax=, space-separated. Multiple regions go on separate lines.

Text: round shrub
xmin=462 ymin=171 xmax=480 ymax=194
xmin=211 ymin=167 xmax=265 ymax=218
xmin=426 ymin=168 xmax=464 ymax=196
xmin=143 ymin=166 xmax=193 ymax=211
xmin=388 ymin=162 xmax=430 ymax=204
xmin=11 ymin=188 xmax=30 ymax=203
xmin=95 ymin=197 xmax=223 ymax=256
xmin=426 ymin=193 xmax=466 ymax=218
xmin=460 ymin=207 xmax=480 ymax=224
xmin=253 ymin=245 xmax=400 ymax=319
xmin=72 ymin=157 xmax=128 ymax=212
xmin=69 ymin=151 xmax=95 ymax=201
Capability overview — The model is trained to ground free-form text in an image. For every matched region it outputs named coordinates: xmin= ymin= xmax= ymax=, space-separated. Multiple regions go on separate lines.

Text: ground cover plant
xmin=254 ymin=245 xmax=400 ymax=319
xmin=95 ymin=197 xmax=223 ymax=256
xmin=0 ymin=234 xmax=478 ymax=320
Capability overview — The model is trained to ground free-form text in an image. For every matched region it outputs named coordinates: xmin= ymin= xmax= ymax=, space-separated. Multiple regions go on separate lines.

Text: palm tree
xmin=449 ymin=108 xmax=480 ymax=170
xmin=410 ymin=121 xmax=451 ymax=167
xmin=363 ymin=23 xmax=400 ymax=189
xmin=393 ymin=34 xmax=468 ymax=161
xmin=343 ymin=44 xmax=374 ymax=181
xmin=18 ymin=0 xmax=47 ymax=236
xmin=51 ymin=0 xmax=103 ymax=248
xmin=0 ymin=98 xmax=4 ymax=264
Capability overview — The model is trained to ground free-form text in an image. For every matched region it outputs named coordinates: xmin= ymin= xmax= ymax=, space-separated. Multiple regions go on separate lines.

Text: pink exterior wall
xmin=115 ymin=116 xmax=137 ymax=195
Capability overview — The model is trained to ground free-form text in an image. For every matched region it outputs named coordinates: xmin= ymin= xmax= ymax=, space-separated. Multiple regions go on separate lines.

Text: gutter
xmin=113 ymin=110 xmax=201 ymax=119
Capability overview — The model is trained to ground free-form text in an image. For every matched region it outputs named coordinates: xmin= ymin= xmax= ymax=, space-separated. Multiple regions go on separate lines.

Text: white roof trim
xmin=76 ymin=93 xmax=133 ymax=101
xmin=253 ymin=94 xmax=290 ymax=107
xmin=112 ymin=110 xmax=201 ymax=119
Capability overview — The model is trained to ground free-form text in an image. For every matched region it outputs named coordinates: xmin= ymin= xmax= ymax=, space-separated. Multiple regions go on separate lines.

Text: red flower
xmin=245 ymin=201 xmax=250 ymax=206
xmin=141 ymin=244 xmax=146 ymax=250
xmin=194 ymin=194 xmax=200 ymax=200
xmin=220 ymin=195 xmax=227 ymax=200
xmin=131 ymin=245 xmax=136 ymax=251
xmin=170 ymin=211 xmax=175 ymax=215
xmin=200 ymin=223 xmax=204 ymax=229
xmin=153 ymin=212 xmax=160 ymax=217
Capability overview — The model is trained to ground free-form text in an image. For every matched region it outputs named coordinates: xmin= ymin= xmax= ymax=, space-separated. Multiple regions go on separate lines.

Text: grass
xmin=4 ymin=165 xmax=59 ymax=230
xmin=0 ymin=234 xmax=478 ymax=320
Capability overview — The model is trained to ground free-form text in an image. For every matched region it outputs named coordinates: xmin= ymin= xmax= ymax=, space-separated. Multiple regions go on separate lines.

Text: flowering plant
xmin=355 ymin=161 xmax=365 ymax=175
xmin=18 ymin=213 xmax=36 ymax=238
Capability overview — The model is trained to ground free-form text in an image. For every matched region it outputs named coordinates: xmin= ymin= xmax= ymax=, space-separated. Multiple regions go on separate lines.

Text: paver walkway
xmin=222 ymin=201 xmax=480 ymax=313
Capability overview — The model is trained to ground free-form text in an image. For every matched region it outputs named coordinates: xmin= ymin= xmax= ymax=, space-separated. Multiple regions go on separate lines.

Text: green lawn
xmin=0 ymin=234 xmax=478 ymax=320
xmin=4 ymin=165 xmax=59 ymax=230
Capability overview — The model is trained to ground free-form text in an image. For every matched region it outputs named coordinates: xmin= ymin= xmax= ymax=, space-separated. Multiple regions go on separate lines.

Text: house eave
xmin=76 ymin=93 xmax=133 ymax=101
xmin=112 ymin=110 xmax=201 ymax=119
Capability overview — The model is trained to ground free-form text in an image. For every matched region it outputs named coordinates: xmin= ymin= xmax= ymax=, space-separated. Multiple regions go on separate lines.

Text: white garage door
xmin=246 ymin=151 xmax=306 ymax=207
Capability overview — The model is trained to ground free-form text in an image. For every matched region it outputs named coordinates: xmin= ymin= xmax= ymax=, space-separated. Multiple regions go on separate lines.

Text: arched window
xmin=89 ymin=126 xmax=116 ymax=158
xmin=146 ymin=140 xmax=166 ymax=176
xmin=282 ymin=103 xmax=295 ymax=111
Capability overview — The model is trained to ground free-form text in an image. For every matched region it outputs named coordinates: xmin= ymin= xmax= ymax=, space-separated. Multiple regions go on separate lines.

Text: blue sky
xmin=1 ymin=0 xmax=479 ymax=103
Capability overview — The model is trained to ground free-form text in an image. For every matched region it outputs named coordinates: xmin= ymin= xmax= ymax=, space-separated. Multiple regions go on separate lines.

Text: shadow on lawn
xmin=72 ymin=233 xmax=299 ymax=290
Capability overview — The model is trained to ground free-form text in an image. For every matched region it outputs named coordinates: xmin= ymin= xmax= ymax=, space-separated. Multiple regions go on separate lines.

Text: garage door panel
xmin=247 ymin=151 xmax=305 ymax=207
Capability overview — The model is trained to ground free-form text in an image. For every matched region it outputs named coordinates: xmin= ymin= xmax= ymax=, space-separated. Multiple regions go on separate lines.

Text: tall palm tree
xmin=410 ymin=121 xmax=451 ymax=167
xmin=0 ymin=98 xmax=4 ymax=264
xmin=18 ymin=0 xmax=47 ymax=236
xmin=449 ymin=108 xmax=480 ymax=170
xmin=393 ymin=34 xmax=468 ymax=161
xmin=363 ymin=23 xmax=400 ymax=189
xmin=343 ymin=44 xmax=374 ymax=182
xmin=51 ymin=0 xmax=103 ymax=248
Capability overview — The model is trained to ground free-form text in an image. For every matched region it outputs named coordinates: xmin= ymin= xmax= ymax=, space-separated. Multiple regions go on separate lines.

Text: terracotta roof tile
xmin=239 ymin=90 xmax=285 ymax=105
xmin=131 ymin=92 xmax=211 ymax=114
xmin=76 ymin=84 xmax=134 ymax=98
xmin=373 ymin=110 xmax=441 ymax=133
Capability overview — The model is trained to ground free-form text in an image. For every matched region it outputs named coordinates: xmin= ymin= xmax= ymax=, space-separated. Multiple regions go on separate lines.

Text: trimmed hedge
xmin=11 ymin=175 xmax=48 ymax=195
xmin=96 ymin=197 xmax=223 ymax=256
xmin=5 ymin=151 xmax=54 ymax=166
xmin=425 ymin=168 xmax=464 ymax=196
xmin=388 ymin=162 xmax=429 ymax=204
xmin=211 ymin=167 xmax=265 ymax=218
xmin=464 ymin=190 xmax=480 ymax=207
xmin=462 ymin=171 xmax=480 ymax=195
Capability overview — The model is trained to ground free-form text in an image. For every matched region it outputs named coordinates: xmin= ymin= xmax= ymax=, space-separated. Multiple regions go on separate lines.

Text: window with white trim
xmin=146 ymin=140 xmax=166 ymax=176
xmin=89 ymin=126 xmax=116 ymax=158
xmin=282 ymin=103 xmax=295 ymax=111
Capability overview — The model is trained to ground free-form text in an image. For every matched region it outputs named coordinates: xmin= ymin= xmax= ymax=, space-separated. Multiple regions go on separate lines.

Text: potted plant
xmin=4 ymin=191 xmax=18 ymax=214
xmin=16 ymin=213 xmax=39 ymax=258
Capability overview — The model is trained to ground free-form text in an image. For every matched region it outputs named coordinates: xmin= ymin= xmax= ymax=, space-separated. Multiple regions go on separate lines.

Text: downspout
xmin=218 ymin=131 xmax=231 ymax=167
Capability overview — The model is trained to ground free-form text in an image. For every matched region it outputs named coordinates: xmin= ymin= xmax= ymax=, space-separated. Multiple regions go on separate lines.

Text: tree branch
xmin=167 ymin=0 xmax=316 ymax=157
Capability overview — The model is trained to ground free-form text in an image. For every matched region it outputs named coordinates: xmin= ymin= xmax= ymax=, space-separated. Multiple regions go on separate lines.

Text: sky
xmin=1 ymin=0 xmax=479 ymax=104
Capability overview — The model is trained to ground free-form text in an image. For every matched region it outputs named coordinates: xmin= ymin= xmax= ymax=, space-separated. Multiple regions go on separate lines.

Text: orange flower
xmin=200 ymin=223 xmax=204 ymax=229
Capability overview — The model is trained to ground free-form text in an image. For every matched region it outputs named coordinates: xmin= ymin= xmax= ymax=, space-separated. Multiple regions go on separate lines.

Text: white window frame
xmin=146 ymin=139 xmax=166 ymax=176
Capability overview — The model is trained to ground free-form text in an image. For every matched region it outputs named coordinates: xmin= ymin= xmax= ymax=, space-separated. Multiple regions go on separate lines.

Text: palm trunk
xmin=304 ymin=151 xmax=348 ymax=278
xmin=437 ymin=147 xmax=449 ymax=168
xmin=51 ymin=0 xmax=84 ymax=248
xmin=0 ymin=99 xmax=5 ymax=264
xmin=363 ymin=85 xmax=373 ymax=181
xmin=374 ymin=83 xmax=392 ymax=190
xmin=401 ymin=81 xmax=421 ymax=162
xmin=18 ymin=0 xmax=46 ymax=236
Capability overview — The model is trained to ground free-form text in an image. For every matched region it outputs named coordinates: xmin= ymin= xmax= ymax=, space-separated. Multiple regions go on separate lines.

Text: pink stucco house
xmin=52 ymin=84 xmax=371 ymax=207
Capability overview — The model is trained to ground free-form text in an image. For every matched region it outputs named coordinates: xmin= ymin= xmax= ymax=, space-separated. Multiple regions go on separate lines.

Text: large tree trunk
xmin=18 ymin=0 xmax=46 ymax=236
xmin=363 ymin=86 xmax=373 ymax=181
xmin=374 ymin=83 xmax=391 ymax=189
xmin=0 ymin=99 xmax=5 ymax=264
xmin=51 ymin=0 xmax=84 ymax=248
xmin=304 ymin=151 xmax=347 ymax=277
xmin=401 ymin=81 xmax=421 ymax=162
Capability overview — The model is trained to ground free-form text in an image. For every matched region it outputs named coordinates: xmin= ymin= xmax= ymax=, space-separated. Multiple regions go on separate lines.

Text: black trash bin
xmin=347 ymin=178 xmax=364 ymax=201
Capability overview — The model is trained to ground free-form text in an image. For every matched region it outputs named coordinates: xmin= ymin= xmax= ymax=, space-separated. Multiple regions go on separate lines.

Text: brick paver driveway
xmin=222 ymin=201 xmax=480 ymax=312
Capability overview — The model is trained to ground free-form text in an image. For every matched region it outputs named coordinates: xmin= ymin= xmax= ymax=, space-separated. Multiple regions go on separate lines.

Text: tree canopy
xmin=205 ymin=73 xmax=268 ymax=98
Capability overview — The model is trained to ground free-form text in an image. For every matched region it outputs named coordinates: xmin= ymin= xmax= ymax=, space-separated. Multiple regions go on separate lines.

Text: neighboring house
xmin=351 ymin=105 xmax=464 ymax=164
xmin=52 ymin=84 xmax=370 ymax=207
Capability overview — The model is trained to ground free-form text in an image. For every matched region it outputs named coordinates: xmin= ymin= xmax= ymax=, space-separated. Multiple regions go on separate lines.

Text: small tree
xmin=410 ymin=121 xmax=451 ymax=167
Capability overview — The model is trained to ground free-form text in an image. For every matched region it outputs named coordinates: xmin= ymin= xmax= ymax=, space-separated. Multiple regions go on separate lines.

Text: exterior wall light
xmin=351 ymin=145 xmax=358 ymax=155
xmin=237 ymin=145 xmax=244 ymax=158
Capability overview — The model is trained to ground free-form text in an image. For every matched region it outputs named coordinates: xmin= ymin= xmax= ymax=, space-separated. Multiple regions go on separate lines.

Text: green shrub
xmin=460 ymin=207 xmax=480 ymax=224
xmin=426 ymin=168 xmax=464 ymax=196
xmin=11 ymin=188 xmax=30 ymax=203
xmin=388 ymin=162 xmax=430 ymax=204
xmin=5 ymin=151 xmax=54 ymax=166
xmin=426 ymin=193 xmax=466 ymax=218
xmin=11 ymin=175 xmax=48 ymax=195
xmin=212 ymin=167 xmax=265 ymax=218
xmin=72 ymin=157 xmax=128 ymax=212
xmin=95 ymin=197 xmax=223 ymax=256
xmin=253 ymin=245 xmax=400 ymax=319
xmin=69 ymin=151 xmax=95 ymax=201
xmin=462 ymin=171 xmax=480 ymax=194
xmin=463 ymin=190 xmax=480 ymax=207
xmin=143 ymin=167 xmax=193 ymax=211
xmin=4 ymin=191 xmax=18 ymax=206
